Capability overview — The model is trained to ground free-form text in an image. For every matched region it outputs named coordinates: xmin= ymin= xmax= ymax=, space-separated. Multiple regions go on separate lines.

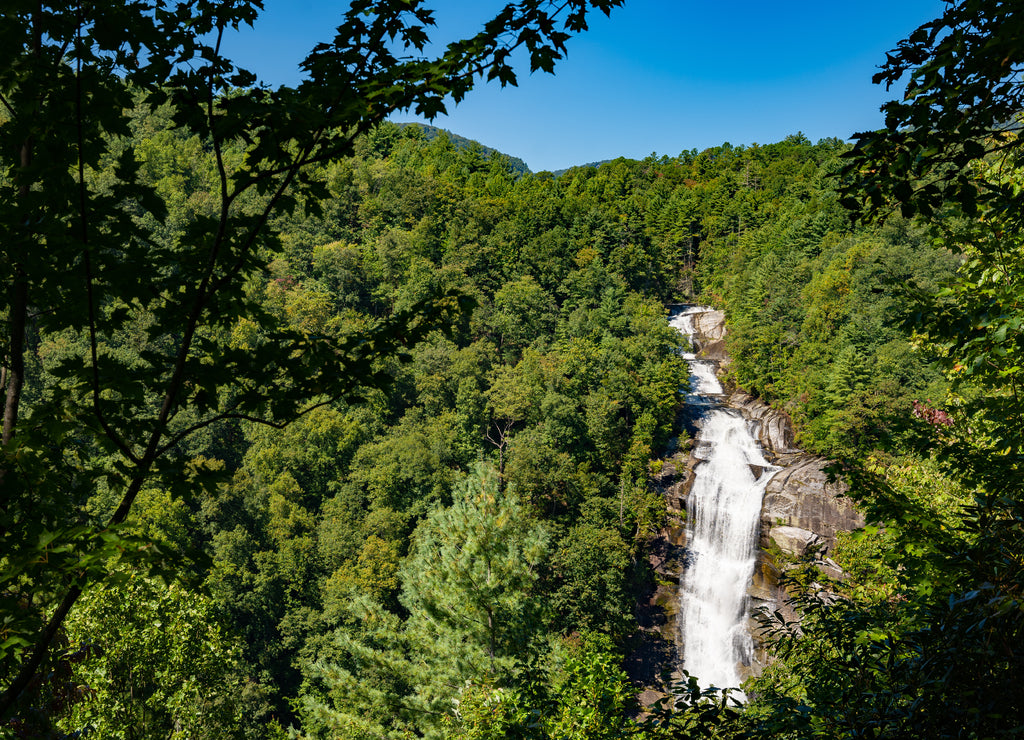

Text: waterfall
xmin=669 ymin=307 xmax=779 ymax=693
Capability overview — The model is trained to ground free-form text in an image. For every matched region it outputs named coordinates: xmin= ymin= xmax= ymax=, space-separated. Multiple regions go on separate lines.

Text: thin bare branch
xmin=154 ymin=398 xmax=339 ymax=458
xmin=76 ymin=3 xmax=137 ymax=464
xmin=0 ymin=91 xmax=16 ymax=120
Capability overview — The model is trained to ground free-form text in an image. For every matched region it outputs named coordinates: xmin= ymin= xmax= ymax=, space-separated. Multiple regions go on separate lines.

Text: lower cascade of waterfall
xmin=669 ymin=307 xmax=780 ymax=694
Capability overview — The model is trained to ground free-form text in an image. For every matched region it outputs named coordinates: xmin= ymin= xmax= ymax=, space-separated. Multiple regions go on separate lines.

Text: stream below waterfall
xmin=669 ymin=307 xmax=780 ymax=693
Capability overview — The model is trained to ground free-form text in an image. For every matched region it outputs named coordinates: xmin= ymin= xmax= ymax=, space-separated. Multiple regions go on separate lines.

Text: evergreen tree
xmin=301 ymin=462 xmax=549 ymax=738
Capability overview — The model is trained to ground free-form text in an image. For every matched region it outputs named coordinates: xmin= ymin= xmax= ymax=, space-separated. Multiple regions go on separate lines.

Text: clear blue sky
xmin=223 ymin=0 xmax=947 ymax=172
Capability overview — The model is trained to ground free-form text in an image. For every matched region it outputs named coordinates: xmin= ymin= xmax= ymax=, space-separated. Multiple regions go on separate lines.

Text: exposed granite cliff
xmin=726 ymin=390 xmax=862 ymax=553
xmin=685 ymin=309 xmax=863 ymax=546
xmin=731 ymin=390 xmax=863 ymax=648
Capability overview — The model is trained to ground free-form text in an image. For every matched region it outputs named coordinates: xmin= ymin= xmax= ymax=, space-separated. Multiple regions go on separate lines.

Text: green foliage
xmin=548 ymin=524 xmax=632 ymax=638
xmin=57 ymin=575 xmax=250 ymax=739
xmin=841 ymin=0 xmax=1024 ymax=222
xmin=443 ymin=634 xmax=741 ymax=740
xmin=9 ymin=2 xmax=990 ymax=733
xmin=131 ymin=125 xmax=701 ymax=728
xmin=401 ymin=462 xmax=549 ymax=681
xmin=688 ymin=137 xmax=957 ymax=457
xmin=300 ymin=463 xmax=550 ymax=738
xmin=545 ymin=633 xmax=639 ymax=740
xmin=741 ymin=3 xmax=1024 ymax=737
xmin=0 ymin=0 xmax=626 ymax=721
xmin=445 ymin=684 xmax=540 ymax=740
xmin=492 ymin=275 xmax=559 ymax=360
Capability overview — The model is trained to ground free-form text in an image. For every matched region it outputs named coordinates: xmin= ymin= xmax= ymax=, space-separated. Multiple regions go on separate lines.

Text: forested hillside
xmin=4 ymin=0 xmax=1024 ymax=738
xmin=4 ymin=109 xmax=956 ymax=736
xmin=394 ymin=122 xmax=532 ymax=175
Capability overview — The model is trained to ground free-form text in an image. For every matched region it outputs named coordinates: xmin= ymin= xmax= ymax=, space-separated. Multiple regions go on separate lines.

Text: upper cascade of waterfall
xmin=669 ymin=306 xmax=723 ymax=398
xmin=668 ymin=305 xmax=714 ymax=360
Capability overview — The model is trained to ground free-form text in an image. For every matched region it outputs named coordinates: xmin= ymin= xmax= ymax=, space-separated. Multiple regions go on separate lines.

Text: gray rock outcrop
xmin=728 ymin=391 xmax=796 ymax=454
xmin=685 ymin=310 xmax=864 ymax=554
xmin=692 ymin=309 xmax=730 ymax=365
xmin=761 ymin=458 xmax=862 ymax=549
xmin=693 ymin=309 xmax=726 ymax=341
xmin=637 ymin=306 xmax=867 ymax=693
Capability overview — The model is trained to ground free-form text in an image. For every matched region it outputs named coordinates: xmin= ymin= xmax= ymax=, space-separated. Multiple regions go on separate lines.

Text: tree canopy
xmin=842 ymin=0 xmax=1024 ymax=223
xmin=6 ymin=0 xmax=1024 ymax=737
xmin=0 ymin=0 xmax=622 ymax=721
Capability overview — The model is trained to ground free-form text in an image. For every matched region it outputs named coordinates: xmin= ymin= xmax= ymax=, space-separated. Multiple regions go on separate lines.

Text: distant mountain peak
xmin=393 ymin=122 xmax=531 ymax=175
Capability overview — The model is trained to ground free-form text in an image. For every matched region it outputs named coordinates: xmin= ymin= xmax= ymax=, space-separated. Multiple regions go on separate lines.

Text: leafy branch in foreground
xmin=756 ymin=1 xmax=1024 ymax=736
xmin=841 ymin=0 xmax=1024 ymax=223
xmin=0 ymin=0 xmax=621 ymax=721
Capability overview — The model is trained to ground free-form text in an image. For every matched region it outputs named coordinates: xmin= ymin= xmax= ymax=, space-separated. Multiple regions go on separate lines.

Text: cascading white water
xmin=669 ymin=307 xmax=779 ymax=693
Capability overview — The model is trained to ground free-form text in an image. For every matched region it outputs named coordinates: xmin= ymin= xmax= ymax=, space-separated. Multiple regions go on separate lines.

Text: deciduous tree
xmin=0 ymin=0 xmax=622 ymax=718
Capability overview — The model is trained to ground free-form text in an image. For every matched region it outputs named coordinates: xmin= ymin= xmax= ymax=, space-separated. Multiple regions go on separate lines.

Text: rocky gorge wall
xmin=735 ymin=388 xmax=863 ymax=654
xmin=635 ymin=308 xmax=864 ymax=691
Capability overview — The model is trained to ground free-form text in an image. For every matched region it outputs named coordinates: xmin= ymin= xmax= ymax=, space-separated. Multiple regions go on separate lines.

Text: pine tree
xmin=301 ymin=462 xmax=549 ymax=738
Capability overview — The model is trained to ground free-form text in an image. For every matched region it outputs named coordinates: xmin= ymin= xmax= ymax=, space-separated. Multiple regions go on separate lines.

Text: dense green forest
xmin=3 ymin=0 xmax=1024 ymax=738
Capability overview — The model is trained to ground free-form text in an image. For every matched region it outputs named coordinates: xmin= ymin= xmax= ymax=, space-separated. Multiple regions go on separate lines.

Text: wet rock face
xmin=693 ymin=309 xmax=726 ymax=341
xmin=728 ymin=392 xmax=796 ymax=454
xmin=722 ymin=389 xmax=864 ymax=554
xmin=630 ymin=451 xmax=691 ymax=695
xmin=768 ymin=525 xmax=820 ymax=556
xmin=690 ymin=309 xmax=730 ymax=366
xmin=682 ymin=309 xmax=864 ymax=554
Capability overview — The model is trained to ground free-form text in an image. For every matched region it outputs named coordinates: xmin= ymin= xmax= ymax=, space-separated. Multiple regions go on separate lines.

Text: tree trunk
xmin=3 ymin=277 xmax=27 ymax=447
xmin=3 ymin=136 xmax=32 ymax=448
